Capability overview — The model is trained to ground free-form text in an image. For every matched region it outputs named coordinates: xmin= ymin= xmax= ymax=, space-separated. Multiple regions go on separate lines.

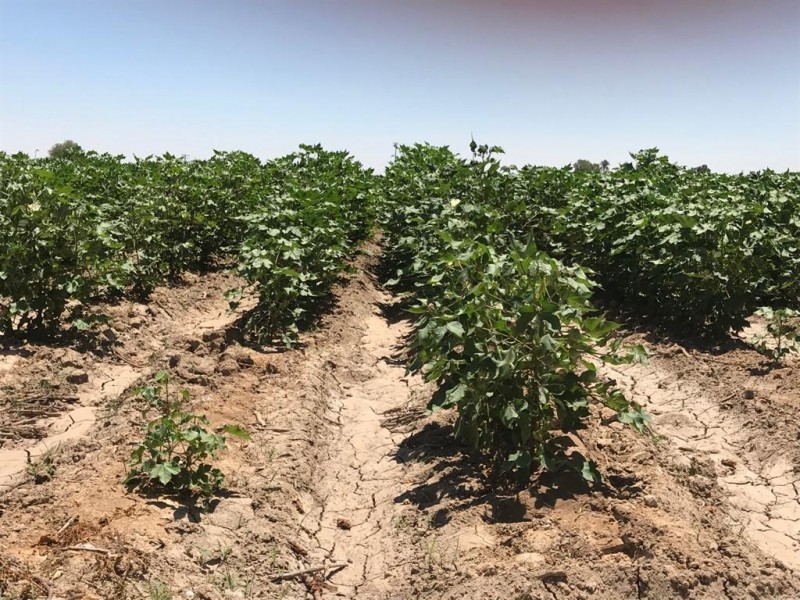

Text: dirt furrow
xmin=303 ymin=301 xmax=422 ymax=598
xmin=604 ymin=358 xmax=800 ymax=570
xmin=0 ymin=364 xmax=139 ymax=491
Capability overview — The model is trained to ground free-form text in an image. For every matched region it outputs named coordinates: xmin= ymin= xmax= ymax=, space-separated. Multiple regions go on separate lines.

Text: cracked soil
xmin=1 ymin=248 xmax=799 ymax=599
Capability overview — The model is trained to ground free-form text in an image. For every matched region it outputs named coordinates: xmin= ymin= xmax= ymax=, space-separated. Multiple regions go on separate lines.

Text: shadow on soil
xmin=377 ymin=298 xmax=411 ymax=326
xmin=1 ymin=326 xmax=117 ymax=357
xmin=140 ymin=489 xmax=241 ymax=524
xmin=598 ymin=297 xmax=756 ymax=357
xmin=0 ymin=344 xmax=35 ymax=360
xmin=393 ymin=421 xmax=640 ymax=528
xmin=233 ymin=287 xmax=342 ymax=354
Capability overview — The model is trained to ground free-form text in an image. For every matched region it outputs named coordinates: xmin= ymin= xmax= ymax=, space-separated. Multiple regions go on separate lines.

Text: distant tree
xmin=692 ymin=164 xmax=711 ymax=174
xmin=599 ymin=159 xmax=610 ymax=173
xmin=572 ymin=159 xmax=601 ymax=174
xmin=48 ymin=140 xmax=82 ymax=158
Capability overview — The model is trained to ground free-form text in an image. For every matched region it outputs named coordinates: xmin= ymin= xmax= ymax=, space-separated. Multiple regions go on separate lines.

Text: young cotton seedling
xmin=124 ymin=372 xmax=250 ymax=496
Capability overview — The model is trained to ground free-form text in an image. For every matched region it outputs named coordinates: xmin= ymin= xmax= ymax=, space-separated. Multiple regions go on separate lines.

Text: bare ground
xmin=1 ymin=250 xmax=799 ymax=599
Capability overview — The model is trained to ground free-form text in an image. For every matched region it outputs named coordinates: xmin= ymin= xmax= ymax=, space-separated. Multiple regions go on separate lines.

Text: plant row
xmin=512 ymin=150 xmax=800 ymax=336
xmin=379 ymin=143 xmax=649 ymax=483
xmin=0 ymin=145 xmax=376 ymax=342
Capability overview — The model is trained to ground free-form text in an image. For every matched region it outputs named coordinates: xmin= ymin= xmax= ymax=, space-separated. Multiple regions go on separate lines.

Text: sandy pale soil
xmin=1 ymin=248 xmax=798 ymax=599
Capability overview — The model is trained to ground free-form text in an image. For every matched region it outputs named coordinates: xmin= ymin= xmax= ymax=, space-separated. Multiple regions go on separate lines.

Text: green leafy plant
xmin=5 ymin=145 xmax=796 ymax=345
xmin=516 ymin=150 xmax=800 ymax=337
xmin=409 ymin=237 xmax=649 ymax=482
xmin=1 ymin=146 xmax=372 ymax=342
xmin=380 ymin=142 xmax=650 ymax=483
xmin=753 ymin=307 xmax=800 ymax=366
xmin=0 ymin=154 xmax=107 ymax=334
xmin=234 ymin=145 xmax=377 ymax=345
xmin=124 ymin=372 xmax=250 ymax=496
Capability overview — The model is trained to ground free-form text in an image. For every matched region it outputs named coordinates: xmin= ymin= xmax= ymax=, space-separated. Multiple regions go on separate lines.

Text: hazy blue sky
xmin=1 ymin=1 xmax=798 ymax=171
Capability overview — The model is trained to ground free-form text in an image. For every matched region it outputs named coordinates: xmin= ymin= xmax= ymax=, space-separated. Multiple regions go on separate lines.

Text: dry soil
xmin=1 ymin=248 xmax=798 ymax=599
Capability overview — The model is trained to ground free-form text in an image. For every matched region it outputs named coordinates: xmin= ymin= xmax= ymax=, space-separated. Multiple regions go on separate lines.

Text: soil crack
xmin=604 ymin=358 xmax=800 ymax=571
xmin=303 ymin=284 xmax=421 ymax=598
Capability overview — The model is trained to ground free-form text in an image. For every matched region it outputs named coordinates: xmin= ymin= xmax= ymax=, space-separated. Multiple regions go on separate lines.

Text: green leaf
xmin=502 ymin=404 xmax=518 ymax=423
xmin=149 ymin=461 xmax=180 ymax=485
xmin=72 ymin=318 xmax=90 ymax=331
xmin=582 ymin=317 xmax=619 ymax=338
xmin=579 ymin=459 xmax=601 ymax=484
xmin=630 ymin=344 xmax=649 ymax=365
xmin=222 ymin=424 xmax=251 ymax=440
xmin=445 ymin=321 xmax=465 ymax=337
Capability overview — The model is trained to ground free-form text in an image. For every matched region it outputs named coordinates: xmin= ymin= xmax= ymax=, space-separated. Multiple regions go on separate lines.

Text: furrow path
xmin=301 ymin=289 xmax=423 ymax=599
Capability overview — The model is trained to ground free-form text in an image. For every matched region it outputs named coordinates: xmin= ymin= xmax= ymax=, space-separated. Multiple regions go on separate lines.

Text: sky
xmin=1 ymin=0 xmax=798 ymax=172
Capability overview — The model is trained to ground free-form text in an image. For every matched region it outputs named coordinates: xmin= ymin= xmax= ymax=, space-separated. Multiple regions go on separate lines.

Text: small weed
xmin=424 ymin=534 xmax=439 ymax=568
xmin=426 ymin=515 xmax=435 ymax=530
xmin=196 ymin=545 xmax=212 ymax=564
xmin=221 ymin=571 xmax=236 ymax=590
xmin=267 ymin=544 xmax=280 ymax=569
xmin=218 ymin=543 xmax=233 ymax=564
xmin=420 ymin=532 xmax=461 ymax=570
xmin=147 ymin=581 xmax=172 ymax=600
xmin=651 ymin=433 xmax=668 ymax=446
xmin=450 ymin=537 xmax=461 ymax=570
xmin=216 ymin=570 xmax=253 ymax=596
xmin=101 ymin=387 xmax=130 ymax=417
xmin=197 ymin=542 xmax=233 ymax=566
xmin=753 ymin=307 xmax=800 ymax=366
xmin=26 ymin=444 xmax=62 ymax=484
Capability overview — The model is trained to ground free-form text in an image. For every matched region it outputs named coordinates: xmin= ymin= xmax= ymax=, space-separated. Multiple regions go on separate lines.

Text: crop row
xmin=379 ymin=143 xmax=649 ymax=482
xmin=378 ymin=142 xmax=798 ymax=481
xmin=0 ymin=145 xmax=376 ymax=342
xmin=378 ymin=144 xmax=799 ymax=339
xmin=513 ymin=150 xmax=800 ymax=336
